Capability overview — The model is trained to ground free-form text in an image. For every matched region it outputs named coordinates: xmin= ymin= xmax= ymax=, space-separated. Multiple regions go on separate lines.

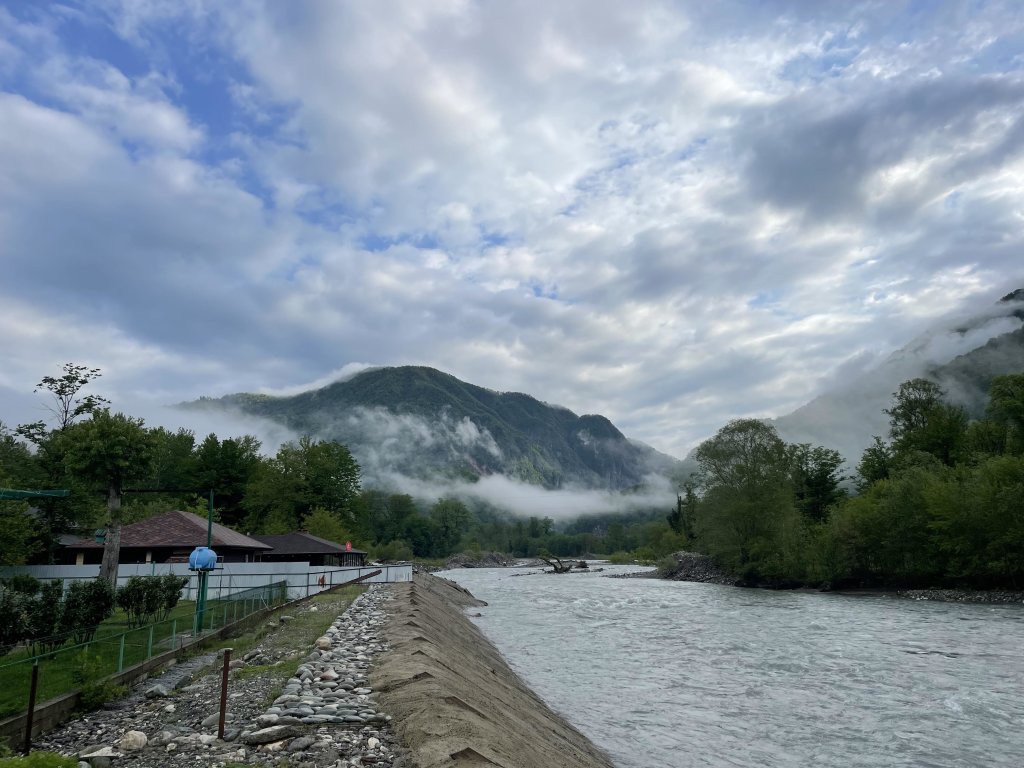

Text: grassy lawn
xmin=0 ymin=585 xmax=326 ymax=718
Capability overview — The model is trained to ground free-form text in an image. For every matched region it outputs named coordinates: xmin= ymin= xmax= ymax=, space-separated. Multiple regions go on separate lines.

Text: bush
xmin=28 ymin=581 xmax=65 ymax=654
xmin=70 ymin=652 xmax=125 ymax=711
xmin=61 ymin=580 xmax=115 ymax=645
xmin=2 ymin=574 xmax=40 ymax=596
xmin=373 ymin=539 xmax=414 ymax=562
xmin=0 ymin=588 xmax=32 ymax=656
xmin=116 ymin=575 xmax=188 ymax=628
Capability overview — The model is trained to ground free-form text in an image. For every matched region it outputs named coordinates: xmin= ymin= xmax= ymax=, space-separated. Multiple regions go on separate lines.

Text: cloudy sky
xmin=1 ymin=0 xmax=1023 ymax=459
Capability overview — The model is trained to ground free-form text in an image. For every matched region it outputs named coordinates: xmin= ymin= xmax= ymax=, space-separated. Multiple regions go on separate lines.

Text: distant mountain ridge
xmin=773 ymin=288 xmax=1024 ymax=462
xmin=186 ymin=366 xmax=678 ymax=490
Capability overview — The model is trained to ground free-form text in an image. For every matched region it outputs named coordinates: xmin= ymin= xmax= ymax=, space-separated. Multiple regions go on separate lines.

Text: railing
xmin=0 ymin=580 xmax=289 ymax=720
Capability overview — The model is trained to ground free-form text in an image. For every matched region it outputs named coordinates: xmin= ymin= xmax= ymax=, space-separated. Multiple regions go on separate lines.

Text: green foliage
xmin=15 ymin=363 xmax=109 ymax=444
xmin=244 ymin=436 xmax=360 ymax=534
xmin=70 ymin=650 xmax=126 ymax=710
xmin=885 ymin=378 xmax=967 ymax=466
xmin=302 ymin=508 xmax=352 ymax=545
xmin=0 ymin=752 xmax=79 ymax=768
xmin=61 ymin=580 xmax=115 ymax=644
xmin=29 ymin=581 xmax=66 ymax=653
xmin=116 ymin=575 xmax=188 ymax=629
xmin=373 ymin=539 xmax=414 ymax=562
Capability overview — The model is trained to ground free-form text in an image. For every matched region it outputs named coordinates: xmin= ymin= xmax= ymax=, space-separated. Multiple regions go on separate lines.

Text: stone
xmin=287 ymin=735 xmax=316 ymax=752
xmin=242 ymin=725 xmax=301 ymax=745
xmin=117 ymin=730 xmax=147 ymax=751
xmin=222 ymin=727 xmax=242 ymax=743
xmin=315 ymin=636 xmax=333 ymax=650
xmin=144 ymin=684 xmax=170 ymax=698
xmin=367 ymin=736 xmax=380 ymax=749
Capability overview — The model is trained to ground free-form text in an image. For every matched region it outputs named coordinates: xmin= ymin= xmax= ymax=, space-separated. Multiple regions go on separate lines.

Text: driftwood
xmin=538 ymin=555 xmax=583 ymax=573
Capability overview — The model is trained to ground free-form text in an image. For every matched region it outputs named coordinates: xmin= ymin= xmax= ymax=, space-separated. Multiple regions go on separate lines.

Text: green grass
xmin=0 ymin=588 xmax=293 ymax=718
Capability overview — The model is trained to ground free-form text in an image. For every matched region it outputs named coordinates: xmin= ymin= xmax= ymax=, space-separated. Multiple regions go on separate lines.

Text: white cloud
xmin=0 ymin=0 xmax=1023 ymax=465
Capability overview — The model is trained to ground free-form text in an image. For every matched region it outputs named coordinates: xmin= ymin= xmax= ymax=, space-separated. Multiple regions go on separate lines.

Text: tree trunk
xmin=98 ymin=483 xmax=122 ymax=588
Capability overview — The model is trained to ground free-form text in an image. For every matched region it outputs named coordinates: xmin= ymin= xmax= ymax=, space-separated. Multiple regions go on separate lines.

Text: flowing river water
xmin=440 ymin=565 xmax=1024 ymax=768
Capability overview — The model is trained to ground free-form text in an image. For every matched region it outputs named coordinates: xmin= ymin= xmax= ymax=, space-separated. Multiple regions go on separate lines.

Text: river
xmin=440 ymin=564 xmax=1024 ymax=768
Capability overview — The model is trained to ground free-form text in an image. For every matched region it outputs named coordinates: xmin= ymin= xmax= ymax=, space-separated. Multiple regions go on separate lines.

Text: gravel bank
xmin=32 ymin=576 xmax=616 ymax=768
xmin=372 ymin=573 xmax=615 ymax=768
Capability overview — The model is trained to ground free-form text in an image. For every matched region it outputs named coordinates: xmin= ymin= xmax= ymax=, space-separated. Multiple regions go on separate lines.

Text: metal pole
xmin=23 ymin=662 xmax=39 ymax=754
xmin=171 ymin=619 xmax=177 ymax=650
xmin=217 ymin=649 xmax=232 ymax=739
xmin=117 ymin=634 xmax=126 ymax=672
xmin=147 ymin=625 xmax=154 ymax=659
xmin=207 ymin=489 xmax=214 ymax=547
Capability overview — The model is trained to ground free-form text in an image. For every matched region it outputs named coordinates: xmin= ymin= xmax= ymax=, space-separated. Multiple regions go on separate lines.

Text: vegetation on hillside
xmin=679 ymin=374 xmax=1024 ymax=589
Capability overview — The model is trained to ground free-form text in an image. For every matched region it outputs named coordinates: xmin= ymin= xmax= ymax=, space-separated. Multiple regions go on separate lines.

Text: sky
xmin=1 ymin=0 xmax=1023 ymax=460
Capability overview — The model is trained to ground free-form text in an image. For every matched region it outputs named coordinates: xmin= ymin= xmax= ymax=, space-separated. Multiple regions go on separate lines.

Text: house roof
xmin=252 ymin=531 xmax=367 ymax=556
xmin=67 ymin=510 xmax=271 ymax=551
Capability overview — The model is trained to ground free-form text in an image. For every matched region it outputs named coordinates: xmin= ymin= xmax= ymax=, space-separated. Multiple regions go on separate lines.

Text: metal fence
xmin=0 ymin=580 xmax=289 ymax=719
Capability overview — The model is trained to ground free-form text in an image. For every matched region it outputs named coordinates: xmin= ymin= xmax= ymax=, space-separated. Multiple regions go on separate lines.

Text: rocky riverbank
xmin=372 ymin=573 xmax=615 ymax=768
xmin=656 ymin=551 xmax=738 ymax=585
xmin=36 ymin=588 xmax=403 ymax=768
xmin=32 ymin=575 xmax=615 ymax=768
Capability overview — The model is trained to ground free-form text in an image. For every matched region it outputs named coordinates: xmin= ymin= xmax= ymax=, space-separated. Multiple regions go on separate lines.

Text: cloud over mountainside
xmin=772 ymin=290 xmax=1024 ymax=463
xmin=183 ymin=366 xmax=678 ymax=513
xmin=1 ymin=3 xmax=1023 ymax=464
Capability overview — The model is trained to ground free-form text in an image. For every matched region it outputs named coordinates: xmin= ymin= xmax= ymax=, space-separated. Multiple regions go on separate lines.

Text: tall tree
xmin=987 ymin=373 xmax=1024 ymax=455
xmin=16 ymin=363 xmax=110 ymax=444
xmin=885 ymin=378 xmax=967 ymax=466
xmin=64 ymin=411 xmax=155 ymax=586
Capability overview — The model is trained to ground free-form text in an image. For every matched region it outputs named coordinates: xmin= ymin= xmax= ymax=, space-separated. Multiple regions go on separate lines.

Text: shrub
xmin=2 ymin=574 xmax=40 ymax=596
xmin=61 ymin=580 xmax=115 ymax=645
xmin=0 ymin=588 xmax=32 ymax=656
xmin=157 ymin=574 xmax=188 ymax=620
xmin=117 ymin=575 xmax=188 ymax=628
xmin=28 ymin=581 xmax=66 ymax=654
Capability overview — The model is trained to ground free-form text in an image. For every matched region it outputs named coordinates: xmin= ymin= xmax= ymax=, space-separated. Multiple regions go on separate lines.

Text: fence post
xmin=23 ymin=662 xmax=39 ymax=754
xmin=117 ymin=634 xmax=126 ymax=673
xmin=171 ymin=619 xmax=177 ymax=650
xmin=218 ymin=649 xmax=232 ymax=739
xmin=147 ymin=625 xmax=154 ymax=659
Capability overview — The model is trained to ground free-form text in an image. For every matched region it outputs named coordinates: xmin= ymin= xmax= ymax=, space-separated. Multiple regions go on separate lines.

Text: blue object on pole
xmin=189 ymin=546 xmax=218 ymax=571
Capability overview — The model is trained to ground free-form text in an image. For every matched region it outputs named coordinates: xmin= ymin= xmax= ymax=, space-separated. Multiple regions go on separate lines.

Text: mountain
xmin=772 ymin=289 xmax=1024 ymax=463
xmin=185 ymin=366 xmax=678 ymax=490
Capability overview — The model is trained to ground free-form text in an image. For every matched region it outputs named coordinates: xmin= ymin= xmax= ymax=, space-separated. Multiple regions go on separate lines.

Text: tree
xmin=693 ymin=419 xmax=798 ymax=578
xmin=243 ymin=437 xmax=360 ymax=533
xmin=302 ymin=506 xmax=354 ymax=546
xmin=430 ymin=497 xmax=471 ymax=556
xmin=63 ymin=411 xmax=155 ymax=587
xmin=789 ymin=444 xmax=846 ymax=522
xmin=16 ymin=363 xmax=109 ymax=444
xmin=987 ymin=373 xmax=1024 ymax=454
xmin=856 ymin=436 xmax=893 ymax=491
xmin=885 ymin=379 xmax=967 ymax=466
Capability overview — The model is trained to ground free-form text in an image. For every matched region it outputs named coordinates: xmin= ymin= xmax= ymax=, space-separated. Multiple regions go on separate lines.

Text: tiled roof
xmin=67 ymin=510 xmax=271 ymax=551
xmin=253 ymin=531 xmax=366 ymax=556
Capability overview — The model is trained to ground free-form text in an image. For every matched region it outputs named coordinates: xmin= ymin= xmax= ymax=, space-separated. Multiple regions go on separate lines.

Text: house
xmin=63 ymin=510 xmax=272 ymax=565
xmin=252 ymin=531 xmax=367 ymax=567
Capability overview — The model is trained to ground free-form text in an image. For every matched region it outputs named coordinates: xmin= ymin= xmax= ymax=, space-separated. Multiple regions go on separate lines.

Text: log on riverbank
xmin=372 ymin=573 xmax=615 ymax=768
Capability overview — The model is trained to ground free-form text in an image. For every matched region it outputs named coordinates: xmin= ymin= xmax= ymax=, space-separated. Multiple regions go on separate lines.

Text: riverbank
xmin=372 ymin=573 xmax=615 ymax=768
xmin=26 ymin=575 xmax=614 ymax=768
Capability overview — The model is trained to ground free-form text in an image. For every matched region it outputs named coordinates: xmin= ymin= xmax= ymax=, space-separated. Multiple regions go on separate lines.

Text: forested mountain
xmin=184 ymin=366 xmax=678 ymax=490
xmin=773 ymin=289 xmax=1024 ymax=461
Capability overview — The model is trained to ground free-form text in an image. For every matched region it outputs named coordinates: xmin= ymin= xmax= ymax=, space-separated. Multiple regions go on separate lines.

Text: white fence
xmin=0 ymin=561 xmax=412 ymax=601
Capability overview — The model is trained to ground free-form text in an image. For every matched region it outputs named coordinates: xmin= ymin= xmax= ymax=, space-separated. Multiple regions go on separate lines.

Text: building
xmin=63 ymin=510 xmax=271 ymax=565
xmin=252 ymin=531 xmax=367 ymax=567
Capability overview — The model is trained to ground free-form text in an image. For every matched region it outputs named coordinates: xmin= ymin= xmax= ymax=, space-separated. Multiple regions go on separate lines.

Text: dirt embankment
xmin=372 ymin=573 xmax=615 ymax=768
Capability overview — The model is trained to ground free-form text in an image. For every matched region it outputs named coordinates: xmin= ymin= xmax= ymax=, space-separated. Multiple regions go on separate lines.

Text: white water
xmin=441 ymin=565 xmax=1024 ymax=768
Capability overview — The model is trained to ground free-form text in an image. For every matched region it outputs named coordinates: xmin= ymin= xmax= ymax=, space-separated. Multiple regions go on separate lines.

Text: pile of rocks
xmin=444 ymin=551 xmax=517 ymax=569
xmin=659 ymin=551 xmax=738 ymax=585
xmin=898 ymin=588 xmax=1024 ymax=604
xmin=37 ymin=586 xmax=406 ymax=768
